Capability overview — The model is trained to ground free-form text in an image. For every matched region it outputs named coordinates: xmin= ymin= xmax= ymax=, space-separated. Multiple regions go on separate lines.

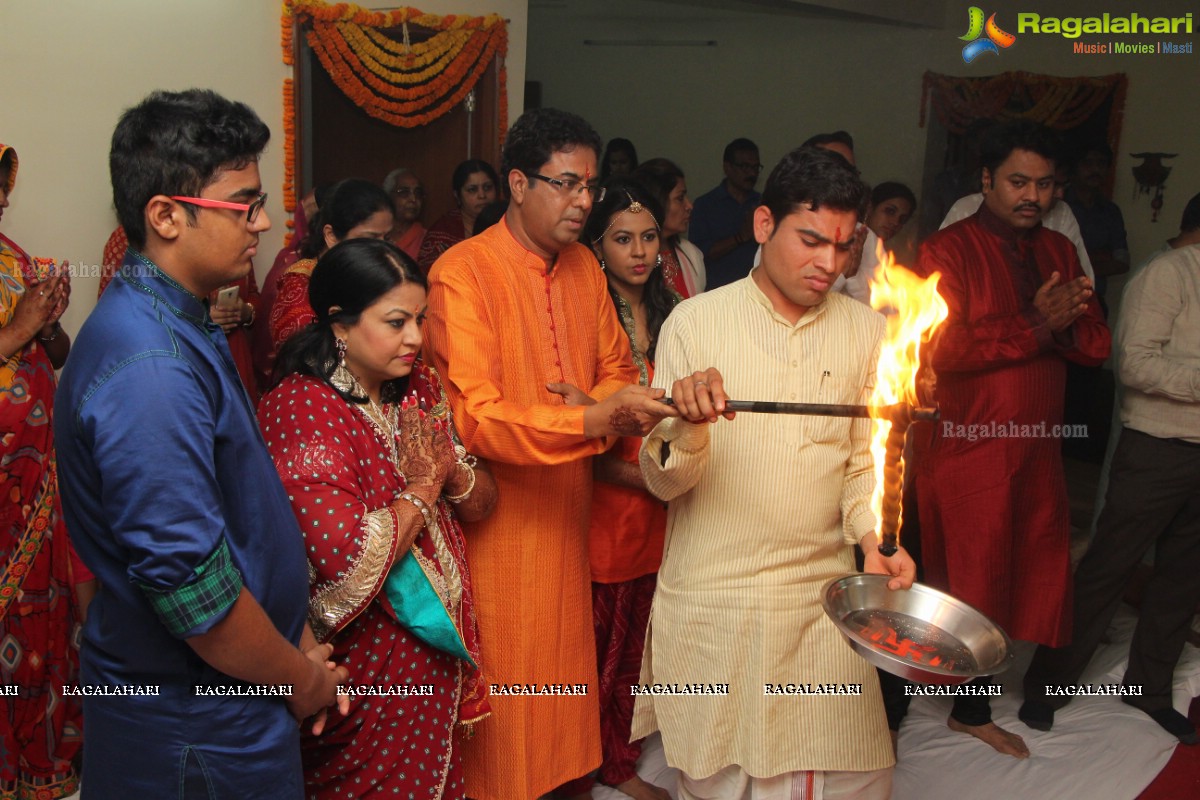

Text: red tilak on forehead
xmin=836 ymin=226 xmax=842 ymax=242
xmin=584 ymin=165 xmax=592 ymax=184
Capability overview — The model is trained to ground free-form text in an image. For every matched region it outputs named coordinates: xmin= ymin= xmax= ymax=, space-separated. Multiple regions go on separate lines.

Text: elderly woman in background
xmin=261 ymin=238 xmax=496 ymax=798
xmin=601 ymin=138 xmax=639 ymax=180
xmin=418 ymin=159 xmax=498 ymax=271
xmin=0 ymin=142 xmax=83 ymax=800
xmin=269 ymin=178 xmax=394 ymax=363
xmin=634 ymin=158 xmax=705 ymax=298
xmin=383 ymin=167 xmax=427 ymax=261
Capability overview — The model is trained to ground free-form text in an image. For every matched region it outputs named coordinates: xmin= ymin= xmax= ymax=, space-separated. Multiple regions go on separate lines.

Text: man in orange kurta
xmin=424 ymin=108 xmax=674 ymax=800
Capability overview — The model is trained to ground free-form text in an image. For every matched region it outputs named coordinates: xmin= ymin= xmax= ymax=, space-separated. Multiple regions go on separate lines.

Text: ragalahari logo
xmin=960 ymin=7 xmax=1017 ymax=63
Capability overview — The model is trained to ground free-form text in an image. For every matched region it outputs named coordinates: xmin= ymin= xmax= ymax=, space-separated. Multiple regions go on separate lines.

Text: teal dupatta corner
xmin=383 ymin=549 xmax=476 ymax=667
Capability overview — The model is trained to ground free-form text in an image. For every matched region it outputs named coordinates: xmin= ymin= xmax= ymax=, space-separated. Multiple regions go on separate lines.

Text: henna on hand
xmin=609 ymin=408 xmax=644 ymax=437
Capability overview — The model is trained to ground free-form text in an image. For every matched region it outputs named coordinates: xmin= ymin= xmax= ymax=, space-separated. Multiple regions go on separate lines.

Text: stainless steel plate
xmin=823 ymin=574 xmax=1014 ymax=685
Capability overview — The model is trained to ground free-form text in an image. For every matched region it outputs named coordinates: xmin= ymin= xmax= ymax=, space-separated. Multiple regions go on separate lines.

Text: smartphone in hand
xmin=214 ymin=286 xmax=240 ymax=309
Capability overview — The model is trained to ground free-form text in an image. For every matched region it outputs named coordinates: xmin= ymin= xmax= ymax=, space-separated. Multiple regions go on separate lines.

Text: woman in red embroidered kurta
xmin=261 ymin=238 xmax=497 ymax=799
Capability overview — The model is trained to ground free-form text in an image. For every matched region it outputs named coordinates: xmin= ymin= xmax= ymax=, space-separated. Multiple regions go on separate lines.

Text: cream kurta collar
xmin=743 ymin=267 xmax=829 ymax=329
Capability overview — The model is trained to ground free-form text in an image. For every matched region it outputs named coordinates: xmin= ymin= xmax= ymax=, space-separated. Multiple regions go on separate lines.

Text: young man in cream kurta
xmin=635 ymin=146 xmax=916 ymax=800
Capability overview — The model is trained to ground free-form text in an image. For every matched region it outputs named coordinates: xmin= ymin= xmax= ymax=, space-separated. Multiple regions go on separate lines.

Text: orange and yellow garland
xmin=280 ymin=1 xmax=508 ymax=220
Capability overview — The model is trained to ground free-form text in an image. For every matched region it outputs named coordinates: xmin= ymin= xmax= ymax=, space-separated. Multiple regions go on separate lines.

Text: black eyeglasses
xmin=393 ymin=187 xmax=426 ymax=200
xmin=524 ymin=172 xmax=606 ymax=202
xmin=171 ymin=192 xmax=267 ymax=224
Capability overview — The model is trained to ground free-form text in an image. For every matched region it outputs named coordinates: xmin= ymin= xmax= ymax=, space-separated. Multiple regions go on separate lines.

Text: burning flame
xmin=866 ymin=243 xmax=949 ymax=543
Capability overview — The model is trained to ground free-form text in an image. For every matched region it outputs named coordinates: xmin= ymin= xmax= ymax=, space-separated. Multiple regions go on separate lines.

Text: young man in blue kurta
xmin=55 ymin=89 xmax=346 ymax=798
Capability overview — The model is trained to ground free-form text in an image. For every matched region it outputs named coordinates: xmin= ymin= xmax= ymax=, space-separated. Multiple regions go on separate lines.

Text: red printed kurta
xmin=268 ymin=258 xmax=317 ymax=357
xmin=912 ymin=206 xmax=1111 ymax=646
xmin=424 ymin=219 xmax=637 ymax=800
xmin=259 ymin=365 xmax=488 ymax=799
xmin=0 ymin=149 xmax=82 ymax=797
xmin=419 ymin=210 xmax=468 ymax=272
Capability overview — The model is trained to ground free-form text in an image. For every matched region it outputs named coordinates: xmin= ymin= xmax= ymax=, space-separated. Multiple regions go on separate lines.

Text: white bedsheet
xmin=597 ymin=606 xmax=1200 ymax=800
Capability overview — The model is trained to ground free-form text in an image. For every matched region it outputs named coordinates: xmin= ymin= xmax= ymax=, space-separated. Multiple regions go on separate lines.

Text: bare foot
xmin=613 ymin=776 xmax=672 ymax=800
xmin=947 ymin=716 xmax=1030 ymax=758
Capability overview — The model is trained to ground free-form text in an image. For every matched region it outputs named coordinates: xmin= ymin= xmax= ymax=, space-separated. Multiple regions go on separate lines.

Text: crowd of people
xmin=1 ymin=87 xmax=1197 ymax=800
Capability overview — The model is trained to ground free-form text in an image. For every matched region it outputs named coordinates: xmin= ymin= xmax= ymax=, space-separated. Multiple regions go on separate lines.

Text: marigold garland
xmin=280 ymin=1 xmax=509 ymax=220
xmin=336 ymin=22 xmax=473 ymax=91
xmin=311 ymin=22 xmax=498 ymax=108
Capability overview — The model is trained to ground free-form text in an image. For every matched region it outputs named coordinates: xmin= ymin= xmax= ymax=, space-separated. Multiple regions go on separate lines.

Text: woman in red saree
xmin=416 ymin=160 xmax=498 ymax=272
xmin=0 ymin=142 xmax=83 ymax=799
xmin=269 ymin=179 xmax=394 ymax=364
xmin=260 ymin=238 xmax=496 ymax=799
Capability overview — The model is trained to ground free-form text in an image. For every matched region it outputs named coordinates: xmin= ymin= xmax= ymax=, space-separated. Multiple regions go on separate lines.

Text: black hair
xmin=110 ymin=89 xmax=270 ymax=250
xmin=312 ymin=182 xmax=334 ymax=211
xmin=979 ymin=120 xmax=1061 ymax=176
xmin=723 ymin=138 xmax=759 ymax=163
xmin=585 ymin=175 xmax=666 ymax=245
xmin=500 ymin=108 xmax=603 ymax=180
xmin=452 ymin=159 xmax=500 ymax=196
xmin=632 ymin=158 xmax=686 ymax=243
xmin=761 ymin=146 xmax=869 ymax=224
xmin=274 ymin=238 xmax=426 ymax=403
xmin=300 ymin=178 xmax=393 ymax=259
xmin=601 ymin=138 xmax=639 ymax=179
xmin=1180 ymin=192 xmax=1200 ymax=233
xmin=586 ymin=176 xmax=677 ymax=363
xmin=473 ymin=200 xmax=509 ymax=236
xmin=870 ymin=181 xmax=917 ymax=210
xmin=801 ymin=131 xmax=855 ymax=152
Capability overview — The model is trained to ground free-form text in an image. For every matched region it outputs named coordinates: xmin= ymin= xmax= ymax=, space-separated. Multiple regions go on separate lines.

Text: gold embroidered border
xmin=309 ymin=507 xmax=397 ymax=641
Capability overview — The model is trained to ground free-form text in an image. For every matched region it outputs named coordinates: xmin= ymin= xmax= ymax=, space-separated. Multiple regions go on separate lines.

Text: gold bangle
xmin=399 ymin=491 xmax=434 ymax=527
xmin=444 ymin=461 xmax=476 ymax=504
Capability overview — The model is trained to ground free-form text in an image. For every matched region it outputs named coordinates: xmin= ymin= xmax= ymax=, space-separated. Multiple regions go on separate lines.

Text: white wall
xmin=527 ymin=0 xmax=1198 ymax=279
xmin=0 ymin=0 xmax=528 ymax=334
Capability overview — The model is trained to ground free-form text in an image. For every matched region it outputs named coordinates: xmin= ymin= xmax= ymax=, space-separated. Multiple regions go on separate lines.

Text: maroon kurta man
xmin=911 ymin=120 xmax=1111 ymax=759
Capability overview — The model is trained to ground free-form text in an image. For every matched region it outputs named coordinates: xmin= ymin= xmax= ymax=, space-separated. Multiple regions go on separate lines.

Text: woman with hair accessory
xmin=261 ymin=238 xmax=497 ymax=799
xmin=633 ymin=158 xmax=705 ymax=298
xmin=418 ymin=159 xmax=499 ymax=271
xmin=269 ymin=178 xmax=395 ymax=363
xmin=383 ymin=167 xmax=427 ymax=261
xmin=551 ymin=177 xmax=679 ymax=800
xmin=0 ymin=142 xmax=84 ymax=800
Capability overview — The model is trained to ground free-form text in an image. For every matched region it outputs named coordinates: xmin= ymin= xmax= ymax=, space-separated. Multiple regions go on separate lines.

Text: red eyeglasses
xmin=171 ymin=192 xmax=267 ymax=223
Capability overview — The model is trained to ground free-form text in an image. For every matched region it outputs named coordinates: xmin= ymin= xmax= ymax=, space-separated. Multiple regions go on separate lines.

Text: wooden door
xmin=298 ymin=33 xmax=501 ymax=228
